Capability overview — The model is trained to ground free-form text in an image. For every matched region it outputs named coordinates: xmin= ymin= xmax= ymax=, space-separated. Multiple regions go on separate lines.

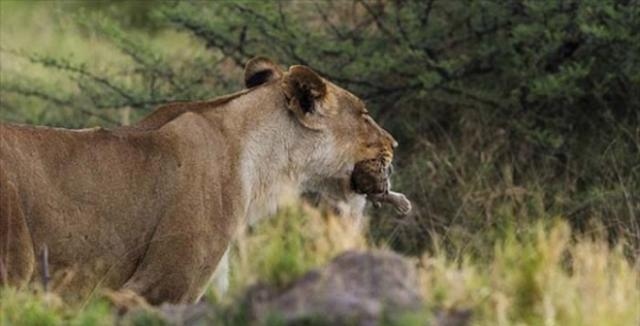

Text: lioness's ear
xmin=244 ymin=57 xmax=284 ymax=88
xmin=282 ymin=65 xmax=327 ymax=130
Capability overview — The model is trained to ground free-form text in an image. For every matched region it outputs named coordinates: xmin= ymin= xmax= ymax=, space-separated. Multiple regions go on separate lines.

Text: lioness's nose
xmin=378 ymin=127 xmax=398 ymax=148
xmin=371 ymin=119 xmax=398 ymax=149
xmin=384 ymin=131 xmax=398 ymax=148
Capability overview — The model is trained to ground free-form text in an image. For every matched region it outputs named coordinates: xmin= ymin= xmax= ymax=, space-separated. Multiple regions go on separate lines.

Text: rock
xmin=157 ymin=302 xmax=217 ymax=325
xmin=122 ymin=250 xmax=473 ymax=326
xmin=243 ymin=250 xmax=423 ymax=325
xmin=121 ymin=301 xmax=218 ymax=326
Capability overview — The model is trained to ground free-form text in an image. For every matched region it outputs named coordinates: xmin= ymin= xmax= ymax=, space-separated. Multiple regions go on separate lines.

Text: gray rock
xmin=158 ymin=302 xmax=216 ymax=325
xmin=243 ymin=250 xmax=424 ymax=325
xmin=129 ymin=250 xmax=472 ymax=326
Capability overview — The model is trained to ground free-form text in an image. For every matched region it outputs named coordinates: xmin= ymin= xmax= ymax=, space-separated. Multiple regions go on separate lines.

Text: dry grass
xmin=419 ymin=220 xmax=640 ymax=326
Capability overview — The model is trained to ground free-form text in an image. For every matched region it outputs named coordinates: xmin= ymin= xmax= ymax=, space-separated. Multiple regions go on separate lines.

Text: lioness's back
xmin=0 ymin=121 xmax=183 ymax=296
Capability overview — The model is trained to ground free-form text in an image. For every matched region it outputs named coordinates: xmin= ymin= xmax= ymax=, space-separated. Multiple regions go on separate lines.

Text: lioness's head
xmin=244 ymin=57 xmax=397 ymax=195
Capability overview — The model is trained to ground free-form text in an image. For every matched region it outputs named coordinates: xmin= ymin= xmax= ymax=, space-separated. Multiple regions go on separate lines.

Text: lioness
xmin=0 ymin=57 xmax=406 ymax=304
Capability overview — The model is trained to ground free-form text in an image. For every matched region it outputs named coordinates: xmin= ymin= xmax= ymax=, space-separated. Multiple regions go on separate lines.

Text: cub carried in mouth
xmin=351 ymin=158 xmax=412 ymax=215
xmin=1 ymin=55 xmax=411 ymax=305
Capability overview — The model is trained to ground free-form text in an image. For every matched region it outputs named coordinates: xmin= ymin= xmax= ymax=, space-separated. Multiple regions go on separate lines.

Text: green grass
xmin=2 ymin=206 xmax=638 ymax=325
xmin=0 ymin=288 xmax=114 ymax=326
xmin=228 ymin=204 xmax=368 ymax=292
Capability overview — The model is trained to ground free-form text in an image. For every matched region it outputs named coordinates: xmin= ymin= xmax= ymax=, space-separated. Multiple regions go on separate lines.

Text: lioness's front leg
xmin=120 ymin=209 xmax=230 ymax=304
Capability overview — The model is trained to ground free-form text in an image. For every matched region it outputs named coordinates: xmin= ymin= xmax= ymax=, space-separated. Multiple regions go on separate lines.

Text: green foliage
xmin=247 ymin=206 xmax=313 ymax=286
xmin=0 ymin=289 xmax=61 ymax=326
xmin=122 ymin=311 xmax=168 ymax=326
xmin=1 ymin=0 xmax=638 ymax=254
xmin=229 ymin=205 xmax=366 ymax=293
xmin=0 ymin=288 xmax=114 ymax=326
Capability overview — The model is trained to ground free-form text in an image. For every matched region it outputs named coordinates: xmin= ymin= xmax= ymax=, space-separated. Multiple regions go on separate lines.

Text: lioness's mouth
xmin=350 ymin=158 xmax=412 ymax=215
xmin=350 ymin=158 xmax=391 ymax=195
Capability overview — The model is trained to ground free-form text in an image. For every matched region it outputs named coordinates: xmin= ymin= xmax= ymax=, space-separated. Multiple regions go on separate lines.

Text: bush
xmin=1 ymin=0 xmax=638 ymax=254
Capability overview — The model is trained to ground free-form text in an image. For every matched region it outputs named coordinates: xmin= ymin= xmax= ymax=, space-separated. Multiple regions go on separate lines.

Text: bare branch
xmin=41 ymin=245 xmax=50 ymax=292
xmin=356 ymin=0 xmax=400 ymax=44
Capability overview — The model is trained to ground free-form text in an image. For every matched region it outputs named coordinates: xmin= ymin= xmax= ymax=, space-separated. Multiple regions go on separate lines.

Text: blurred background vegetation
xmin=1 ymin=1 xmax=639 ymax=325
xmin=1 ymin=0 xmax=638 ymax=257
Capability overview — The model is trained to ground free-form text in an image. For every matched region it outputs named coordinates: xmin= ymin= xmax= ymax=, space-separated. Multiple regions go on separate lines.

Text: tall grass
xmin=420 ymin=220 xmax=640 ymax=325
xmin=374 ymin=116 xmax=640 ymax=257
xmin=228 ymin=204 xmax=367 ymax=294
xmin=222 ymin=205 xmax=639 ymax=325
xmin=1 ymin=205 xmax=638 ymax=325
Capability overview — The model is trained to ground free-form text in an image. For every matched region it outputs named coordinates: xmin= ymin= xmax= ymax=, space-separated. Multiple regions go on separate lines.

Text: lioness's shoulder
xmin=131 ymin=89 xmax=251 ymax=131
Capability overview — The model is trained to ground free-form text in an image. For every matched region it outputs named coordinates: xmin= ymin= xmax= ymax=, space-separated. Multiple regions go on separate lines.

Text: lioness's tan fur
xmin=0 ymin=58 xmax=397 ymax=304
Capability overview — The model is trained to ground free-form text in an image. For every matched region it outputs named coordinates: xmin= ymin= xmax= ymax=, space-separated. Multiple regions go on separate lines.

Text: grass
xmin=228 ymin=204 xmax=367 ymax=292
xmin=0 ymin=288 xmax=113 ymax=326
xmin=1 ymin=205 xmax=638 ymax=325
xmin=420 ymin=221 xmax=639 ymax=325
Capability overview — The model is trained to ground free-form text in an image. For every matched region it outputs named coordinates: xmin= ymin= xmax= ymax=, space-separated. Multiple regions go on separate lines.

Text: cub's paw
xmin=369 ymin=191 xmax=412 ymax=215
xmin=388 ymin=192 xmax=412 ymax=215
